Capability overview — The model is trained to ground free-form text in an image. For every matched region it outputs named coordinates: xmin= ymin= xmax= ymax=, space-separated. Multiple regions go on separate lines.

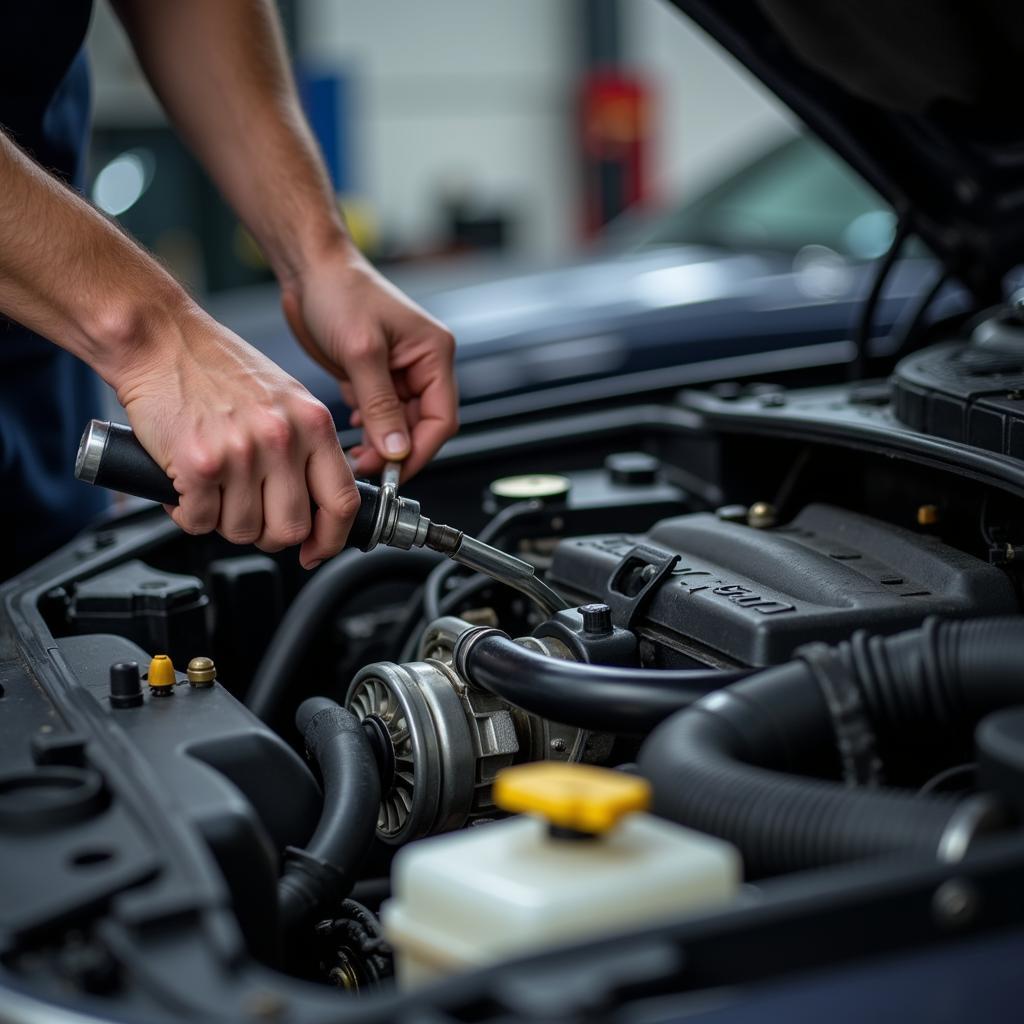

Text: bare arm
xmin=112 ymin=0 xmax=458 ymax=477
xmin=0 ymin=128 xmax=183 ymax=381
xmin=0 ymin=130 xmax=357 ymax=568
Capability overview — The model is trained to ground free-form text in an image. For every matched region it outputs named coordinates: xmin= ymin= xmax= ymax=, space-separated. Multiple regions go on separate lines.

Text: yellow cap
xmin=917 ymin=504 xmax=940 ymax=526
xmin=147 ymin=654 xmax=176 ymax=691
xmin=493 ymin=762 xmax=651 ymax=835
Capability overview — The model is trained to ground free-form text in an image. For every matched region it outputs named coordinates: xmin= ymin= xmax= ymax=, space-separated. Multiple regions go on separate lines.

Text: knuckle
xmin=361 ymin=389 xmax=402 ymax=420
xmin=269 ymin=521 xmax=310 ymax=548
xmin=178 ymin=514 xmax=215 ymax=537
xmin=325 ymin=483 xmax=362 ymax=524
xmin=299 ymin=400 xmax=335 ymax=436
xmin=187 ymin=448 xmax=224 ymax=483
xmin=225 ymin=433 xmax=256 ymax=471
xmin=223 ymin=525 xmax=261 ymax=546
xmin=258 ymin=414 xmax=293 ymax=453
xmin=347 ymin=333 xmax=385 ymax=363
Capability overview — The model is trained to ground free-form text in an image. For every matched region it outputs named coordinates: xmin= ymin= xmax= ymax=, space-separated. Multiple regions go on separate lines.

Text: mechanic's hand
xmin=280 ymin=244 xmax=458 ymax=479
xmin=114 ymin=303 xmax=359 ymax=570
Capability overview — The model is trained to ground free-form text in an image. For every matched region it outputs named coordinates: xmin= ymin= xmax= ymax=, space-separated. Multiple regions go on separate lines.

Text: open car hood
xmin=670 ymin=0 xmax=1024 ymax=303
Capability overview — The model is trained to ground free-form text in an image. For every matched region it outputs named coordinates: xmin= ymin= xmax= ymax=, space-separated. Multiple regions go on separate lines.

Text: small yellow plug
xmin=147 ymin=654 xmax=176 ymax=697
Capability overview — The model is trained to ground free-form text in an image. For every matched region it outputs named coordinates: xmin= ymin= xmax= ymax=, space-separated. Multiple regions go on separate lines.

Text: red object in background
xmin=580 ymin=73 xmax=653 ymax=238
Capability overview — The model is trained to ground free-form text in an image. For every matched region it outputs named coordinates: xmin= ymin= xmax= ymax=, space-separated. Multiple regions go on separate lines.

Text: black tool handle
xmin=75 ymin=420 xmax=382 ymax=551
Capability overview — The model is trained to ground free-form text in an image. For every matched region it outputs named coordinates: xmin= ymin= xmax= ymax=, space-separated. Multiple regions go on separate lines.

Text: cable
xmin=400 ymin=573 xmax=497 ymax=662
xmin=246 ymin=548 xmax=441 ymax=723
xmin=894 ymin=267 xmax=949 ymax=353
xmin=852 ymin=211 xmax=913 ymax=380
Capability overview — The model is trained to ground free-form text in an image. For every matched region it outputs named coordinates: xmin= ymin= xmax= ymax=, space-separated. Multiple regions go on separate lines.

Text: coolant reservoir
xmin=382 ymin=762 xmax=741 ymax=987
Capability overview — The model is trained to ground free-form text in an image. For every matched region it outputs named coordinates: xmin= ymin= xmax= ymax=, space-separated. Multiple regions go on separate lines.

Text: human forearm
xmin=0 ymin=129 xmax=193 ymax=388
xmin=113 ymin=0 xmax=458 ymax=475
xmin=111 ymin=0 xmax=349 ymax=285
xmin=0 ymin=130 xmax=357 ymax=567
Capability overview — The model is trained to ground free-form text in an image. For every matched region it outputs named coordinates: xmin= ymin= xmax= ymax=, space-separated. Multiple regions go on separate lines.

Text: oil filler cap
xmin=493 ymin=762 xmax=650 ymax=835
xmin=488 ymin=474 xmax=571 ymax=508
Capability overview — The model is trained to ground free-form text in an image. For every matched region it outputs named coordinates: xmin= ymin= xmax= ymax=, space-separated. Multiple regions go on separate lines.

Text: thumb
xmin=346 ymin=334 xmax=410 ymax=462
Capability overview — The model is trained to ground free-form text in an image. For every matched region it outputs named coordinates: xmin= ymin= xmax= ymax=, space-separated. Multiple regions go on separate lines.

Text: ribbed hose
xmin=639 ymin=617 xmax=1023 ymax=876
xmin=459 ymin=631 xmax=746 ymax=732
xmin=278 ymin=698 xmax=381 ymax=938
xmin=247 ymin=548 xmax=441 ymax=723
xmin=848 ymin=617 xmax=1024 ymax=733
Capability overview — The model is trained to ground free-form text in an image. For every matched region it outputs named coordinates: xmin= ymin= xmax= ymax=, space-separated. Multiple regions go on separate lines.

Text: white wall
xmin=298 ymin=0 xmax=577 ymax=260
xmin=301 ymin=0 xmax=797 ymax=258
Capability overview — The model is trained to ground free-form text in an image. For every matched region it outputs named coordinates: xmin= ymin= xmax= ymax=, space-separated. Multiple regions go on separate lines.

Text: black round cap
xmin=109 ymin=661 xmax=143 ymax=709
xmin=580 ymin=603 xmax=612 ymax=635
xmin=605 ymin=452 xmax=660 ymax=487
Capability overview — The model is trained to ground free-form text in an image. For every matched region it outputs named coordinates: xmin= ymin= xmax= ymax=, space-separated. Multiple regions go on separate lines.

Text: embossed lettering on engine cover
xmin=675 ymin=570 xmax=796 ymax=615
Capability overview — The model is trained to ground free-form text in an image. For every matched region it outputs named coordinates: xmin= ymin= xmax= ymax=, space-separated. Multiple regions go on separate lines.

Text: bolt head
xmin=932 ymin=879 xmax=979 ymax=928
xmin=186 ymin=656 xmax=217 ymax=687
xmin=580 ymin=603 xmax=613 ymax=635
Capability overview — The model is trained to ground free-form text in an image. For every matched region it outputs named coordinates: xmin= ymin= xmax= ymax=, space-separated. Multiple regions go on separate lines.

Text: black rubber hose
xmin=459 ymin=631 xmax=746 ymax=732
xmin=848 ymin=616 xmax=1024 ymax=736
xmin=278 ymin=698 xmax=381 ymax=937
xmin=638 ymin=617 xmax=1023 ymax=876
xmin=247 ymin=547 xmax=441 ymax=722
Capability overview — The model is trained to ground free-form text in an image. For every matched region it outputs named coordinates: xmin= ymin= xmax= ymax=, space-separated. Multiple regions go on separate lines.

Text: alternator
xmin=345 ymin=616 xmax=602 ymax=845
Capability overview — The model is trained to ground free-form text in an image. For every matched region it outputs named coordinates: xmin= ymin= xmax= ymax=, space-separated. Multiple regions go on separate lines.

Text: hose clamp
xmin=452 ymin=625 xmax=509 ymax=681
xmin=797 ymin=641 xmax=884 ymax=787
xmin=937 ymin=794 xmax=1006 ymax=863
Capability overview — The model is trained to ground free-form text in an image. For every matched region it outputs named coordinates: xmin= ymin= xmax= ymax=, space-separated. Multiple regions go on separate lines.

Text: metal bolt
xmin=549 ymin=738 xmax=567 ymax=753
xmin=186 ymin=656 xmax=217 ymax=688
xmin=640 ymin=564 xmax=658 ymax=582
xmin=932 ymin=879 xmax=979 ymax=929
xmin=580 ymin=603 xmax=612 ymax=636
xmin=747 ymin=501 xmax=777 ymax=529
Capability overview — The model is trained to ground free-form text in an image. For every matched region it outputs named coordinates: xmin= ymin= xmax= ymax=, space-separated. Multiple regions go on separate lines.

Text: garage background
xmin=84 ymin=0 xmax=796 ymax=296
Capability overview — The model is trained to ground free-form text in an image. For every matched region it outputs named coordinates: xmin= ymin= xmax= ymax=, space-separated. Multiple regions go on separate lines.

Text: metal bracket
xmin=605 ymin=543 xmax=679 ymax=628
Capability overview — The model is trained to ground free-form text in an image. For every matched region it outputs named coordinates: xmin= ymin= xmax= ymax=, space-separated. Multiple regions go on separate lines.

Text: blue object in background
xmin=297 ymin=67 xmax=353 ymax=193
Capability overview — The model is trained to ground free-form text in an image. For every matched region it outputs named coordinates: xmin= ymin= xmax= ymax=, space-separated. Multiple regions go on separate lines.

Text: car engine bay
xmin=4 ymin=292 xmax=1024 ymax=1021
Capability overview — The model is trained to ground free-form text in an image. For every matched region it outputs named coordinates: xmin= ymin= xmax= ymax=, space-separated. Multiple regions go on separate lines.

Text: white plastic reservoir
xmin=382 ymin=762 xmax=741 ymax=987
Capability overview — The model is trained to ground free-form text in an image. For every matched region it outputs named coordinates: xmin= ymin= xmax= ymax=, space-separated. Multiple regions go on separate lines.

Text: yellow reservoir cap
xmin=147 ymin=654 xmax=176 ymax=691
xmin=493 ymin=762 xmax=651 ymax=835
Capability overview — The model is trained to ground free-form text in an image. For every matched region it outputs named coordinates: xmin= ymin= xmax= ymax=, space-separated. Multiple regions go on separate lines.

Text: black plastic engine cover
xmin=548 ymin=504 xmax=1017 ymax=667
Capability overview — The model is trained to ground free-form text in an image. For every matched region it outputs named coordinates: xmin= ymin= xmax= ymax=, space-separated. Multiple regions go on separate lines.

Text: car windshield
xmin=630 ymin=134 xmax=901 ymax=261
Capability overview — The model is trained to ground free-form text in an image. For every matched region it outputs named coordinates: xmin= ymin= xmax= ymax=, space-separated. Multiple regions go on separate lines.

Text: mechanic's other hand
xmin=114 ymin=302 xmax=358 ymax=570
xmin=280 ymin=244 xmax=458 ymax=479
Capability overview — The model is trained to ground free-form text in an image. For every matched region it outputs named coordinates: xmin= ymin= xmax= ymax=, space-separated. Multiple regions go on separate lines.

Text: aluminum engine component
xmin=345 ymin=617 xmax=598 ymax=845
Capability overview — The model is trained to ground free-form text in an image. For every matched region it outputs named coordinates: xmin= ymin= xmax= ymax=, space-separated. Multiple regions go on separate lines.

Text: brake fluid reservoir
xmin=382 ymin=762 xmax=741 ymax=987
